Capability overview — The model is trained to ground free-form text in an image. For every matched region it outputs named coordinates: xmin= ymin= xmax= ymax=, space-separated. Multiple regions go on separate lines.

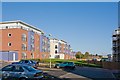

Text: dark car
xmin=12 ymin=60 xmax=39 ymax=69
xmin=55 ymin=62 xmax=75 ymax=69
xmin=0 ymin=64 xmax=43 ymax=80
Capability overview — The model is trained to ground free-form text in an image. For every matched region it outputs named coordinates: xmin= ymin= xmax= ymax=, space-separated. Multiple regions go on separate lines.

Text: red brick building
xmin=0 ymin=21 xmax=50 ymax=61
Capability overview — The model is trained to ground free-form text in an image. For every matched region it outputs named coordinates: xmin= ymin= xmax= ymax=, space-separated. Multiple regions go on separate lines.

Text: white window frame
xmin=22 ymin=43 xmax=27 ymax=51
xmin=22 ymin=52 xmax=27 ymax=59
xmin=22 ymin=34 xmax=27 ymax=41
xmin=8 ymin=42 xmax=12 ymax=47
xmin=8 ymin=33 xmax=12 ymax=37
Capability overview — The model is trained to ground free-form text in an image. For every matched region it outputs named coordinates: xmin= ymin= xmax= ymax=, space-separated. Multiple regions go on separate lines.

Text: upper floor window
xmin=55 ymin=45 xmax=57 ymax=49
xmin=8 ymin=42 xmax=12 ymax=47
xmin=22 ymin=43 xmax=27 ymax=51
xmin=31 ymin=44 xmax=34 ymax=51
xmin=22 ymin=34 xmax=27 ymax=41
xmin=6 ymin=26 xmax=8 ymax=29
xmin=8 ymin=33 xmax=12 ymax=37
xmin=55 ymin=50 xmax=57 ymax=54
xmin=31 ymin=35 xmax=34 ymax=43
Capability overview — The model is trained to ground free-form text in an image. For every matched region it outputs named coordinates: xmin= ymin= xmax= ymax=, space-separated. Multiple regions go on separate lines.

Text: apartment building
xmin=59 ymin=40 xmax=71 ymax=59
xmin=69 ymin=49 xmax=76 ymax=59
xmin=50 ymin=38 xmax=72 ymax=59
xmin=0 ymin=21 xmax=50 ymax=61
xmin=112 ymin=27 xmax=120 ymax=62
xmin=50 ymin=38 xmax=60 ymax=59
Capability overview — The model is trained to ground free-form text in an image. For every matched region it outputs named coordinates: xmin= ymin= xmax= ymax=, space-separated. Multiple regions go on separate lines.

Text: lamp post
xmin=49 ymin=55 xmax=51 ymax=68
xmin=49 ymin=34 xmax=52 ymax=68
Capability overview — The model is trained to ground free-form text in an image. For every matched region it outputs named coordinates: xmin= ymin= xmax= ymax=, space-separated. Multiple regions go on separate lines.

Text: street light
xmin=49 ymin=34 xmax=52 ymax=68
xmin=49 ymin=55 xmax=51 ymax=68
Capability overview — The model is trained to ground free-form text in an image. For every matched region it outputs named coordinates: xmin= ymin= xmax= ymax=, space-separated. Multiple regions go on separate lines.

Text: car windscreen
xmin=68 ymin=62 xmax=74 ymax=65
xmin=23 ymin=66 xmax=36 ymax=72
xmin=62 ymin=62 xmax=68 ymax=64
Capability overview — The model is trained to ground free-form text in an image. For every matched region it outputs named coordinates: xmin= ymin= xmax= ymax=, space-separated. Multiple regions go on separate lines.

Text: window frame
xmin=8 ymin=33 xmax=12 ymax=37
xmin=8 ymin=42 xmax=12 ymax=47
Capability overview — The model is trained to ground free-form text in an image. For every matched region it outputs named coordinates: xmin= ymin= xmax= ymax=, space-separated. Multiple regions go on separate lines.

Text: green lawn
xmin=39 ymin=59 xmax=102 ymax=68
xmin=24 ymin=58 xmax=102 ymax=68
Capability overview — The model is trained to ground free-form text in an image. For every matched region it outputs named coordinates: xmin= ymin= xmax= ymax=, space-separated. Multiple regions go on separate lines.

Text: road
xmin=40 ymin=66 xmax=117 ymax=80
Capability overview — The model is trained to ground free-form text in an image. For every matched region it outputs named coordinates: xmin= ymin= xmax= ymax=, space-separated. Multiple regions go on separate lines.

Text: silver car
xmin=12 ymin=60 xmax=39 ymax=69
xmin=0 ymin=64 xmax=43 ymax=80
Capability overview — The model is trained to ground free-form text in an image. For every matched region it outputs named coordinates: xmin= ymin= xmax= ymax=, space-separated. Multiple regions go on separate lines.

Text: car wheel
xmin=19 ymin=77 xmax=26 ymax=80
xmin=57 ymin=66 xmax=60 ymax=68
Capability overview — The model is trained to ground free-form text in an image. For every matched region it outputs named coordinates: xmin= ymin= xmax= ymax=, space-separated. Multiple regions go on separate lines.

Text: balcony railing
xmin=113 ymin=37 xmax=117 ymax=41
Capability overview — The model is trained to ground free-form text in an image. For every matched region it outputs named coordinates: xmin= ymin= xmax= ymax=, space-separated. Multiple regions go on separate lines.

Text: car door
xmin=11 ymin=65 xmax=25 ymax=79
xmin=60 ymin=62 xmax=68 ymax=67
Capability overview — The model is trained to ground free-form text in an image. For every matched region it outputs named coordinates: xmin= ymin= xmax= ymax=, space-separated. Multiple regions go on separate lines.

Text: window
xmin=22 ymin=34 xmax=27 ymax=41
xmin=13 ymin=66 xmax=24 ymax=72
xmin=31 ymin=53 xmax=34 ymax=59
xmin=31 ymin=35 xmax=34 ymax=43
xmin=42 ymin=54 xmax=45 ymax=58
xmin=55 ymin=50 xmax=57 ymax=54
xmin=22 ymin=44 xmax=27 ymax=50
xmin=6 ymin=26 xmax=8 ymax=29
xmin=8 ymin=42 xmax=12 ymax=46
xmin=31 ymin=44 xmax=34 ymax=51
xmin=55 ymin=45 xmax=57 ymax=49
xmin=23 ymin=66 xmax=36 ymax=72
xmin=45 ymin=48 xmax=46 ymax=52
xmin=22 ymin=52 xmax=27 ymax=59
xmin=8 ymin=33 xmax=11 ymax=37
xmin=55 ymin=55 xmax=60 ymax=59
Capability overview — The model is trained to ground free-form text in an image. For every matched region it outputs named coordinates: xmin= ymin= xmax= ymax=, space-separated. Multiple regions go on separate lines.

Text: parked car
xmin=0 ymin=64 xmax=43 ymax=80
xmin=12 ymin=60 xmax=39 ymax=69
xmin=54 ymin=62 xmax=75 ymax=69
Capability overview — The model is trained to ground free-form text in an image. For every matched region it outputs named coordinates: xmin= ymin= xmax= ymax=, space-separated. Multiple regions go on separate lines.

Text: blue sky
xmin=2 ymin=2 xmax=118 ymax=55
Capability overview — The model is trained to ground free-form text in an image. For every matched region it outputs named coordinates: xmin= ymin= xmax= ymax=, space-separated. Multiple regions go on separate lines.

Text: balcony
xmin=113 ymin=37 xmax=117 ymax=41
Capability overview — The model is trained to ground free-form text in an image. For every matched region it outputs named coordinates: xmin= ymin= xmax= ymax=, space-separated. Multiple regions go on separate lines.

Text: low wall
xmin=102 ymin=62 xmax=120 ymax=71
xmin=85 ymin=61 xmax=120 ymax=71
xmin=87 ymin=61 xmax=102 ymax=65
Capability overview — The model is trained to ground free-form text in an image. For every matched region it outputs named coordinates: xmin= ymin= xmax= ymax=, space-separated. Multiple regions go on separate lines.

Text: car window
xmin=30 ymin=60 xmax=34 ymax=63
xmin=68 ymin=62 xmax=74 ymax=65
xmin=63 ymin=62 xmax=68 ymax=64
xmin=19 ymin=60 xmax=24 ymax=63
xmin=13 ymin=66 xmax=24 ymax=72
xmin=2 ymin=65 xmax=13 ymax=71
xmin=30 ymin=60 xmax=36 ymax=64
xmin=24 ymin=60 xmax=29 ymax=63
xmin=23 ymin=66 xmax=36 ymax=72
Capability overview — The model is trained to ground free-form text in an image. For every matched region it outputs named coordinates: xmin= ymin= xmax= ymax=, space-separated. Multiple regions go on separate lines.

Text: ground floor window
xmin=22 ymin=52 xmax=27 ymax=59
xmin=55 ymin=55 xmax=60 ymax=59
xmin=31 ymin=53 xmax=34 ymax=59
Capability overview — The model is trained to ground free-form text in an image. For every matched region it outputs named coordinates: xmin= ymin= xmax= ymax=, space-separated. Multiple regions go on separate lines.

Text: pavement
xmin=0 ymin=63 xmax=118 ymax=80
xmin=38 ymin=66 xmax=117 ymax=80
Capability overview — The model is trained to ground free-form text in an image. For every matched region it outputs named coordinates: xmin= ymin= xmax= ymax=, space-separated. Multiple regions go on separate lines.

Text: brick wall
xmin=102 ymin=62 xmax=120 ymax=70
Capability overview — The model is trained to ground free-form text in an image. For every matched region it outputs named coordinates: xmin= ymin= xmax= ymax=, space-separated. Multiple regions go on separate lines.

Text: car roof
xmin=20 ymin=60 xmax=30 ymax=61
xmin=63 ymin=61 xmax=74 ymax=63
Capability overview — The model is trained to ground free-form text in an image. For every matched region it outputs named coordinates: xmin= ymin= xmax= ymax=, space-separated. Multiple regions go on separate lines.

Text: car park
xmin=12 ymin=60 xmax=39 ymax=69
xmin=54 ymin=62 xmax=75 ymax=69
xmin=0 ymin=64 xmax=43 ymax=80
